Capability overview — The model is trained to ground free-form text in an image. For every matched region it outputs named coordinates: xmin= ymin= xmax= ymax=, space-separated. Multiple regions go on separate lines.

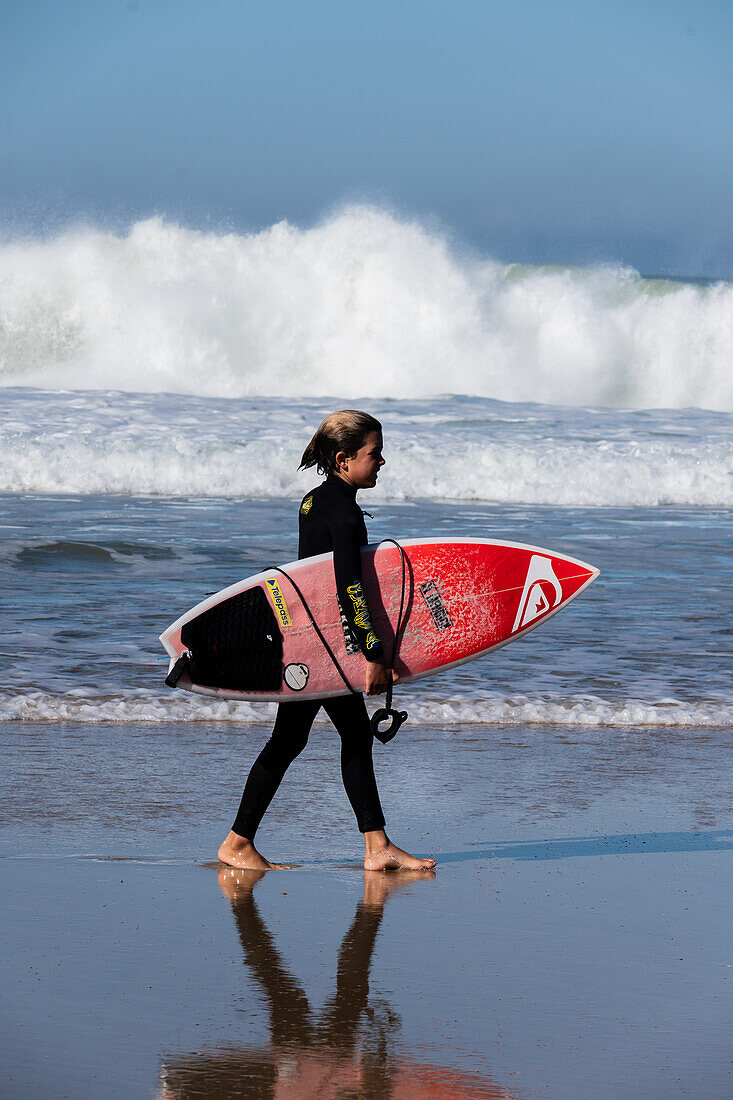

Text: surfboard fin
xmin=165 ymin=653 xmax=190 ymax=688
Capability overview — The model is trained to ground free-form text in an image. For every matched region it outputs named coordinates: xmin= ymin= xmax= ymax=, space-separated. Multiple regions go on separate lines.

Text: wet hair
xmin=299 ymin=410 xmax=383 ymax=476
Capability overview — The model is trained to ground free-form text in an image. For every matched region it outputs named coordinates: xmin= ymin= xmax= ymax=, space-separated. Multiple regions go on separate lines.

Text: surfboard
xmin=160 ymin=538 xmax=599 ymax=702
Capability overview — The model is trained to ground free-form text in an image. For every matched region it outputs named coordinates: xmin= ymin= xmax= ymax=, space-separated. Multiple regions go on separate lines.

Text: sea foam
xmin=2 ymin=206 xmax=733 ymax=410
xmin=2 ymin=689 xmax=730 ymax=729
xmin=1 ymin=390 xmax=730 ymax=506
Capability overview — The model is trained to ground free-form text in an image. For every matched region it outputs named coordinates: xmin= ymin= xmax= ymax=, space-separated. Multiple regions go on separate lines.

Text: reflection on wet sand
xmin=159 ymin=869 xmax=517 ymax=1100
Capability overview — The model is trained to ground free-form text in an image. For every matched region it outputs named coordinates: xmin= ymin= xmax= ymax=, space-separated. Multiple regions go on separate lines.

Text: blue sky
xmin=2 ymin=0 xmax=732 ymax=275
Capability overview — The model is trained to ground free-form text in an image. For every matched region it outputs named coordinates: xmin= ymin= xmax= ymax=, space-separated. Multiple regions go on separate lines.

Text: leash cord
xmin=366 ymin=539 xmax=409 ymax=742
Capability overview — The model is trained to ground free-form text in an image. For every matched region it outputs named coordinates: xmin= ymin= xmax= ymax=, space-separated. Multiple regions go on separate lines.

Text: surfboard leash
xmin=367 ymin=539 xmax=409 ymax=744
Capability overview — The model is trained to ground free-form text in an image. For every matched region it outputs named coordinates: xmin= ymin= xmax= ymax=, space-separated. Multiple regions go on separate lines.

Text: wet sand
xmin=2 ymin=717 xmax=732 ymax=1099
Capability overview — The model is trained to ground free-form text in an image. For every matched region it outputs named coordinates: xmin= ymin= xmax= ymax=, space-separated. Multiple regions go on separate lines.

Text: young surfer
xmin=218 ymin=410 xmax=436 ymax=873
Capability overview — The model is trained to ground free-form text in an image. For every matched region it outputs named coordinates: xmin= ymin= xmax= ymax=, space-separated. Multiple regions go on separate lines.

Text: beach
xmin=3 ymin=715 xmax=732 ymax=1098
xmin=2 ymin=462 xmax=731 ymax=1097
xmin=4 ymin=2 xmax=733 ymax=1092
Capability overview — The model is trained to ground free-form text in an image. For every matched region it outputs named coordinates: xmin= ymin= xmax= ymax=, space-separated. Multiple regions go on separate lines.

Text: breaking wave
xmin=2 ymin=206 xmax=733 ymax=410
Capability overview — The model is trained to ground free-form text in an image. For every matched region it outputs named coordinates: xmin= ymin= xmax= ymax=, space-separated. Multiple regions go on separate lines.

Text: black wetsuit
xmin=232 ymin=475 xmax=386 ymax=838
xmin=298 ymin=475 xmax=384 ymax=661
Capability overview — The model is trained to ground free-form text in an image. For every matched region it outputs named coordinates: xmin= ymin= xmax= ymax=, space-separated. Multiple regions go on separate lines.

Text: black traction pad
xmin=181 ymin=585 xmax=283 ymax=692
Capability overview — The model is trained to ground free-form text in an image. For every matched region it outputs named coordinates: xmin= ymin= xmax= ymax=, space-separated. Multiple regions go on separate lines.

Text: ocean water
xmin=0 ymin=440 xmax=731 ymax=732
xmin=2 ymin=209 xmax=733 ymax=1099
xmin=0 ymin=206 xmax=731 ymax=731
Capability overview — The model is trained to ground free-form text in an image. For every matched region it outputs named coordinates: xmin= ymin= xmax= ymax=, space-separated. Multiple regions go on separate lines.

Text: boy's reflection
xmin=159 ymin=869 xmax=516 ymax=1099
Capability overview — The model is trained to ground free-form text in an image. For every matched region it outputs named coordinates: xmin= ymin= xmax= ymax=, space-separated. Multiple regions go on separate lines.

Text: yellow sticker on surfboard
xmin=266 ymin=578 xmax=292 ymax=627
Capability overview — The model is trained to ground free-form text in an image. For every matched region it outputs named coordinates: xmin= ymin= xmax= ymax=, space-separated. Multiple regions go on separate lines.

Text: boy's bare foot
xmin=363 ymin=831 xmax=436 ymax=872
xmin=217 ymin=831 xmax=295 ymax=870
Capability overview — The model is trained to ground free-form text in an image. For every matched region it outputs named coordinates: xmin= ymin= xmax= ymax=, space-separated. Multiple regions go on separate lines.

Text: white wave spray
xmin=2 ymin=206 xmax=733 ymax=410
xmin=1 ymin=389 xmax=730 ymax=505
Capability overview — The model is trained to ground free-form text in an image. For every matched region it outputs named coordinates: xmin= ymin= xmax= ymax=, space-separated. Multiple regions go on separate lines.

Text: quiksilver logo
xmin=512 ymin=555 xmax=562 ymax=632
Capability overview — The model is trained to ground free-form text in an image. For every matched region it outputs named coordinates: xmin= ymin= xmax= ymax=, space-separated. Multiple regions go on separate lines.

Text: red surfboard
xmin=160 ymin=538 xmax=598 ymax=701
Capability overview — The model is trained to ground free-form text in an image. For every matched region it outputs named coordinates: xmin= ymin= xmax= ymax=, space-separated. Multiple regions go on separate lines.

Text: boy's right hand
xmin=365 ymin=658 xmax=396 ymax=696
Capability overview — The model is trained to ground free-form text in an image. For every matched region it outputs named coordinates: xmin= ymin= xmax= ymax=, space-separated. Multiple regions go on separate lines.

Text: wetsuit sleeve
xmin=328 ymin=513 xmax=384 ymax=661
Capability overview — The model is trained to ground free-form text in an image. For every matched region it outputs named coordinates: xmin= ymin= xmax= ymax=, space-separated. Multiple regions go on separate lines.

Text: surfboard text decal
xmin=419 ymin=580 xmax=452 ymax=632
xmin=266 ymin=578 xmax=292 ymax=628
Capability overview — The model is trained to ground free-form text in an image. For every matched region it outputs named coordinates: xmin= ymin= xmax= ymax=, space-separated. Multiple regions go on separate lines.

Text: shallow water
xmin=1 ymin=491 xmax=731 ymax=727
